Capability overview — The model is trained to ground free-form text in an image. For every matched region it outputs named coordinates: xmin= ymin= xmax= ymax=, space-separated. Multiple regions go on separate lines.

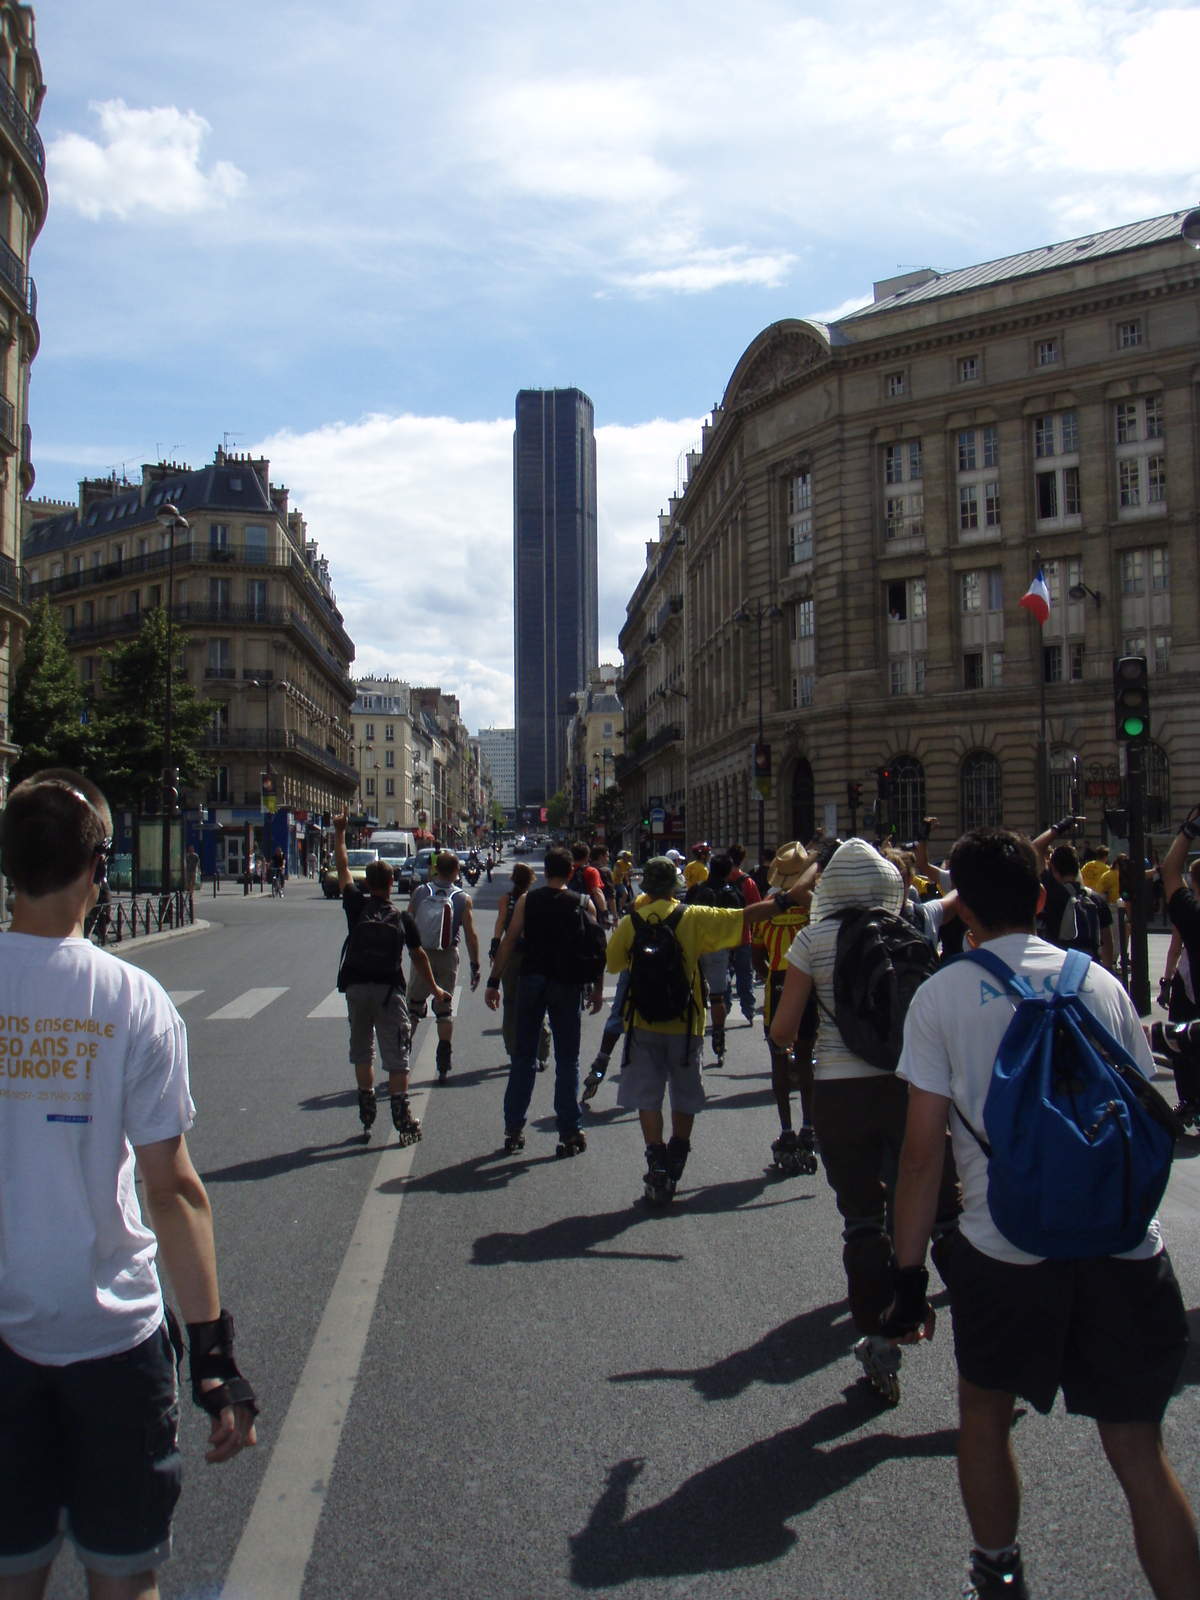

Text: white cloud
xmin=255 ymin=411 xmax=702 ymax=733
xmin=809 ymin=290 xmax=874 ymax=323
xmin=619 ymin=247 xmax=793 ymax=295
xmin=48 ymin=100 xmax=246 ymax=220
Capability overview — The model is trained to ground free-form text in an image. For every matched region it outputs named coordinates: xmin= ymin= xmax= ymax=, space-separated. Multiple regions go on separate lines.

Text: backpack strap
xmin=1056 ymin=948 xmax=1091 ymax=1000
xmin=665 ymin=907 xmax=686 ymax=934
xmin=951 ymin=946 xmax=1038 ymax=1002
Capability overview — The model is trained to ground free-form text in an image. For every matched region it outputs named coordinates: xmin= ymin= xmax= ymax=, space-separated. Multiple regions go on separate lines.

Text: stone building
xmin=614 ymin=511 xmax=687 ymax=858
xmin=350 ymin=676 xmax=412 ymax=827
xmin=23 ymin=450 xmax=357 ymax=873
xmin=412 ymin=687 xmax=472 ymax=841
xmin=565 ymin=665 xmax=624 ymax=837
xmin=0 ymin=3 xmax=44 ymax=800
xmin=660 ymin=209 xmax=1200 ymax=856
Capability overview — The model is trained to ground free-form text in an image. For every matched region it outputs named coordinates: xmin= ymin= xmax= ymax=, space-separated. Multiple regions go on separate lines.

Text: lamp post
xmin=735 ymin=597 xmax=783 ymax=866
xmin=245 ymin=675 xmax=275 ymax=862
xmin=155 ymin=503 xmax=189 ymax=899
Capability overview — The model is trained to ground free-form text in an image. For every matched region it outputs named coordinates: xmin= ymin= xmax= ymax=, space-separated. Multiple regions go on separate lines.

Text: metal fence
xmin=87 ymin=890 xmax=197 ymax=947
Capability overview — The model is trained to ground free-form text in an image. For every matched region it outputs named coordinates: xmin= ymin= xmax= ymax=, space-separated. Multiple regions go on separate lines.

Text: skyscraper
xmin=513 ymin=388 xmax=598 ymax=809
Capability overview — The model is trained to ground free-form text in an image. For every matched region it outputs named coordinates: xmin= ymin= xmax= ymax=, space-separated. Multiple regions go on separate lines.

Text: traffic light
xmin=753 ymin=743 xmax=772 ymax=779
xmin=876 ymin=765 xmax=893 ymax=803
xmin=847 ymin=781 xmax=861 ymax=810
xmin=1103 ymin=805 xmax=1129 ymax=838
xmin=1113 ymin=656 xmax=1149 ymax=743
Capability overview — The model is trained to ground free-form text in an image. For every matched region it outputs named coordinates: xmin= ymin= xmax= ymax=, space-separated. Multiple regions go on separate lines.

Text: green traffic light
xmin=1122 ymin=716 xmax=1145 ymax=738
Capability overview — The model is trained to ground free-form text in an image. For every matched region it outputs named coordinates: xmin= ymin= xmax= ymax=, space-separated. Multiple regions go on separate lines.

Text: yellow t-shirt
xmin=1098 ymin=867 xmax=1122 ymax=905
xmin=607 ymin=899 xmax=743 ymax=1033
xmin=613 ymin=861 xmax=630 ymax=886
xmin=684 ymin=860 xmax=709 ymax=888
xmin=1080 ymin=859 xmax=1109 ymax=892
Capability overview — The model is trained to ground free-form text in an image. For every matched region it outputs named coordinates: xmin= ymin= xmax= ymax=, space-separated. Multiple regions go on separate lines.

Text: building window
xmin=63 ymin=605 xmax=74 ymax=630
xmin=960 ymin=485 xmax=979 ymax=530
xmin=125 ymin=590 xmax=139 ymax=617
xmin=385 ymin=778 xmax=395 ymax=797
xmin=890 ymin=659 xmax=908 ymax=696
xmin=887 ymin=577 xmax=926 ymax=695
xmin=1070 ymin=641 xmax=1085 ymax=681
xmin=1032 ymin=411 xmax=1081 ymax=527
xmin=956 ymin=427 xmax=1001 ymax=541
xmin=961 ymin=572 xmax=981 ymax=613
xmin=82 ymin=600 xmax=93 ymax=625
xmin=365 ymin=723 xmax=375 ymax=740
xmin=792 ymin=673 xmax=814 ymax=707
xmin=886 ymin=372 xmax=905 ymax=397
xmin=81 ymin=656 xmax=95 ymax=682
xmin=787 ymin=472 xmax=813 ymax=566
xmin=961 ymin=569 xmax=1004 ymax=683
xmin=959 ymin=355 xmax=980 ymax=383
xmin=207 ymin=638 xmax=232 ymax=678
xmin=883 ymin=441 xmax=924 ymax=543
xmin=385 ymin=723 xmax=395 ymax=740
xmin=210 ymin=577 xmax=231 ymax=618
xmin=247 ymin=579 xmax=267 ymax=619
xmin=961 ymin=751 xmax=1003 ymax=830
xmin=1118 ymin=319 xmax=1143 ymax=349
xmin=214 ymin=765 xmax=231 ymax=803
xmin=891 ymin=758 xmax=926 ymax=839
xmin=1115 ymin=395 xmax=1167 ymax=516
xmin=210 ymin=523 xmax=229 ymax=552
xmin=1049 ymin=747 xmax=1079 ymax=822
xmin=964 ymin=652 xmax=984 ymax=690
xmin=1036 ymin=337 xmax=1059 ymax=367
xmin=791 ymin=597 xmax=814 ymax=695
xmin=210 ymin=701 xmax=229 ymax=743
xmin=366 ymin=777 xmax=375 ymax=797
xmin=1043 ymin=643 xmax=1063 ymax=683
xmin=990 ymin=650 xmax=1004 ymax=687
xmin=385 ymin=749 xmax=394 ymax=768
xmin=987 ymin=570 xmax=1003 ymax=611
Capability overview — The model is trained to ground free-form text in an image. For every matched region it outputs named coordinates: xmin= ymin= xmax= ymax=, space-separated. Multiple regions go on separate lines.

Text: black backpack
xmin=552 ymin=890 xmax=609 ymax=985
xmin=568 ymin=865 xmax=590 ymax=898
xmin=623 ymin=908 xmax=695 ymax=1031
xmin=822 ymin=907 xmax=939 ymax=1071
xmin=337 ymin=900 xmax=405 ymax=992
xmin=1054 ymin=883 xmax=1102 ymax=956
xmin=718 ymin=877 xmax=746 ymax=910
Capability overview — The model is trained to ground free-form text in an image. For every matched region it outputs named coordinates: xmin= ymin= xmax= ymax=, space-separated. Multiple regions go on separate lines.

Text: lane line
xmin=451 ymin=983 xmax=463 ymax=1018
xmin=220 ymin=1027 xmax=436 ymax=1600
xmin=168 ymin=990 xmax=204 ymax=1006
xmin=206 ymin=987 xmax=289 ymax=1021
xmin=306 ymin=988 xmax=345 ymax=1019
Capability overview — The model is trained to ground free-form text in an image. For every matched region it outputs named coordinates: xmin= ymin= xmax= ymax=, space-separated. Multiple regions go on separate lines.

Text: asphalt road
xmin=42 ymin=876 xmax=1200 ymax=1600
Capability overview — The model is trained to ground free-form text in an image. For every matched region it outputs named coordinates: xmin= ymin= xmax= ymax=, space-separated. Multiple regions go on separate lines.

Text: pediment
xmin=729 ymin=329 xmax=825 ymax=408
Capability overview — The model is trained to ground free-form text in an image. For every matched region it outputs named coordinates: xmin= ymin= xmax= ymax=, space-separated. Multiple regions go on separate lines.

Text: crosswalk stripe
xmin=307 ymin=988 xmax=345 ymax=1019
xmin=206 ymin=987 xmax=288 ymax=1021
xmin=168 ymin=990 xmax=204 ymax=1006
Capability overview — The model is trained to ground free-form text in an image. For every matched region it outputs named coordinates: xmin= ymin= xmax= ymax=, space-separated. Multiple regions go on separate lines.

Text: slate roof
xmin=839 ymin=209 xmax=1197 ymax=324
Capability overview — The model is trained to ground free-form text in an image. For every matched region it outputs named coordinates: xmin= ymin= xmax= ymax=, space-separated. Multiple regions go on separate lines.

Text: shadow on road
xmin=569 ymin=1390 xmax=957 ymax=1587
xmin=471 ymin=1174 xmax=808 ymax=1266
xmin=610 ymin=1298 xmax=853 ymax=1400
xmin=201 ymin=1137 xmax=376 ymax=1184
xmin=378 ymin=1147 xmax=561 ymax=1198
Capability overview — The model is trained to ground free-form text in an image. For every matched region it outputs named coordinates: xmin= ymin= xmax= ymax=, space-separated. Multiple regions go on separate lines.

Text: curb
xmin=111 ymin=918 xmax=212 ymax=959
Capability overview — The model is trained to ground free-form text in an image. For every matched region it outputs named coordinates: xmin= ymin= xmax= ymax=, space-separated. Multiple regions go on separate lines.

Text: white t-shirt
xmin=0 ymin=933 xmax=194 ymax=1364
xmin=897 ymin=933 xmax=1163 ymax=1266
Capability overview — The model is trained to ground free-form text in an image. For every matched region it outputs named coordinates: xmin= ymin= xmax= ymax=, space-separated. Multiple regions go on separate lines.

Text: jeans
xmin=599 ymin=969 xmax=630 ymax=1054
xmin=503 ymin=973 xmax=584 ymax=1137
xmin=725 ymin=945 xmax=756 ymax=1020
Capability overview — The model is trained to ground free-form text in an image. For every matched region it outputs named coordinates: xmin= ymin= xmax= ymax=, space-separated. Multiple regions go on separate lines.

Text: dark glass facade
xmin=513 ymin=388 xmax=598 ymax=808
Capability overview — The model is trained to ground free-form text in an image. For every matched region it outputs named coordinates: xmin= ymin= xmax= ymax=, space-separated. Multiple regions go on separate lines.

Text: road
xmin=43 ymin=876 xmax=1200 ymax=1600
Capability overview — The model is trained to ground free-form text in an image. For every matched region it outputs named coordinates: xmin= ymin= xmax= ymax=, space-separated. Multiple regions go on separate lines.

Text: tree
xmin=591 ymin=783 xmax=625 ymax=834
xmin=545 ymin=789 xmax=568 ymax=830
xmin=89 ymin=608 xmax=214 ymax=810
xmin=9 ymin=598 xmax=88 ymax=783
xmin=490 ymin=799 xmax=506 ymax=831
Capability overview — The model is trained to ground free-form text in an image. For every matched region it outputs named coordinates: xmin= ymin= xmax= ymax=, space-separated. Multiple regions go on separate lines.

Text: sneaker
xmin=853 ymin=1335 xmax=901 ymax=1405
xmin=962 ymin=1546 xmax=1029 ymax=1599
xmin=436 ymin=1039 xmax=452 ymax=1078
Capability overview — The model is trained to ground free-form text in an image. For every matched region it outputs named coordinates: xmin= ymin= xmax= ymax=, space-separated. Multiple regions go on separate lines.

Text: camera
xmin=1150 ymin=1020 xmax=1200 ymax=1126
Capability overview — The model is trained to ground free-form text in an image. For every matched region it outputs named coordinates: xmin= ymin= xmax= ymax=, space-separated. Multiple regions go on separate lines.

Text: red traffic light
xmin=753 ymin=742 xmax=772 ymax=777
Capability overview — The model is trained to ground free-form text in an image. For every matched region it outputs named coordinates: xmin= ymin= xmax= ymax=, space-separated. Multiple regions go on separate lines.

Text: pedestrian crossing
xmin=206 ymin=987 xmax=290 ymax=1021
xmin=166 ymin=985 xmax=466 ymax=1022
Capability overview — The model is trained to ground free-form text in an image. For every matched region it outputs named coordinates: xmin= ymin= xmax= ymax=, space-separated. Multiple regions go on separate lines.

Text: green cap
xmin=642 ymin=856 xmax=681 ymax=896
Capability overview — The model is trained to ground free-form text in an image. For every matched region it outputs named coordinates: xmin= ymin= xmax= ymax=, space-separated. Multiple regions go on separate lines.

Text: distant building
xmin=350 ymin=677 xmax=412 ymax=828
xmin=0 ymin=4 xmax=45 ymax=801
xmin=513 ymin=388 xmax=598 ymax=809
xmin=476 ymin=725 xmax=515 ymax=811
xmin=565 ymin=667 xmax=624 ymax=836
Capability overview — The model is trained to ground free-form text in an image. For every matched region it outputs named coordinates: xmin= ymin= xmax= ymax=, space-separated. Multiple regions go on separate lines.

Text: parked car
xmin=323 ymin=848 xmax=378 ymax=899
xmin=391 ymin=854 xmax=417 ymax=891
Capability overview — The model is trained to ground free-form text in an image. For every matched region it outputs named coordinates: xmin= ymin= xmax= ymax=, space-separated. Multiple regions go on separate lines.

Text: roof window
xmin=229 ymin=476 xmax=243 ymax=491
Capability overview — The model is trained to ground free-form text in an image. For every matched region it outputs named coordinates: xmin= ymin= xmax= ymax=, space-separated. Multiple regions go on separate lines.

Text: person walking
xmin=606 ymin=854 xmax=800 ymax=1202
xmin=768 ymin=836 xmax=960 ymax=1403
xmin=889 ymin=827 xmax=1196 ymax=1600
xmin=333 ymin=815 xmax=447 ymax=1141
xmin=567 ymin=841 xmax=608 ymax=921
xmin=0 ymin=771 xmax=258 ymax=1596
xmin=408 ymin=850 xmax=481 ymax=1078
xmin=1033 ymin=819 xmax=1114 ymax=971
xmin=684 ymin=841 xmax=711 ymax=890
xmin=485 ymin=847 xmax=605 ymax=1155
xmin=753 ymin=842 xmax=820 ymax=1176
xmin=723 ymin=842 xmax=761 ymax=1024
xmin=490 ymin=863 xmax=551 ymax=1069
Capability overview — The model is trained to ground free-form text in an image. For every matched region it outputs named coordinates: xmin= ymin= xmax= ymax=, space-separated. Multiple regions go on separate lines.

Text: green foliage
xmin=490 ymin=798 xmax=506 ymax=829
xmin=89 ymin=608 xmax=214 ymax=810
xmin=545 ymin=789 xmax=568 ymax=829
xmin=590 ymin=783 xmax=625 ymax=829
xmin=9 ymin=599 xmax=88 ymax=783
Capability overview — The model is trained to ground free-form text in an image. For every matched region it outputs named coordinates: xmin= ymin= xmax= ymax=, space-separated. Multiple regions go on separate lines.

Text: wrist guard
xmin=878 ymin=1263 xmax=931 ymax=1339
xmin=488 ymin=937 xmax=500 ymax=960
xmin=471 ymin=962 xmax=481 ymax=975
xmin=185 ymin=1310 xmax=260 ymax=1419
xmin=919 ymin=819 xmax=933 ymax=841
xmin=1181 ymin=806 xmax=1200 ymax=842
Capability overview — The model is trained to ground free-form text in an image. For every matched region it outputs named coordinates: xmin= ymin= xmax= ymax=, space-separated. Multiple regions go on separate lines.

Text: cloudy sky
xmin=32 ymin=0 xmax=1200 ymax=728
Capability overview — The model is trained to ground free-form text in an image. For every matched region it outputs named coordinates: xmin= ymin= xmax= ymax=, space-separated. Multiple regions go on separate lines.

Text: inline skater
xmin=683 ymin=855 xmax=733 ymax=1066
xmin=334 ymin=814 xmax=448 ymax=1141
xmin=753 ymin=842 xmax=820 ymax=1176
xmin=1033 ymin=818 xmax=1114 ymax=971
xmin=723 ymin=843 xmax=761 ymax=1024
xmin=768 ymin=837 xmax=959 ymax=1403
xmin=613 ymin=850 xmax=634 ymax=914
xmin=567 ymin=841 xmax=608 ymax=921
xmin=490 ymin=862 xmax=551 ymax=1069
xmin=590 ymin=843 xmax=617 ymax=924
xmin=684 ymin=841 xmax=711 ymax=890
xmin=409 ymin=850 xmax=481 ymax=1078
xmin=0 ymin=771 xmax=258 ymax=1595
xmin=606 ymin=855 xmax=801 ymax=1204
xmin=485 ymin=847 xmax=605 ymax=1155
xmin=890 ymin=827 xmax=1195 ymax=1600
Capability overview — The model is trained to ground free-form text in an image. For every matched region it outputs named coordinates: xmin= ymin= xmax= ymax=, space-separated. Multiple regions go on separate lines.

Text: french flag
xmin=1019 ymin=567 xmax=1052 ymax=627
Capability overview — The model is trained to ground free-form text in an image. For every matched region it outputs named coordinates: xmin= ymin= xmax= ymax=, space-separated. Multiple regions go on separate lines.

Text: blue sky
xmin=29 ymin=0 xmax=1200 ymax=727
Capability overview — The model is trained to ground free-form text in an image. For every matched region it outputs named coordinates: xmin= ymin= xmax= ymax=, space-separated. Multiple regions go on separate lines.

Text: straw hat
xmin=767 ymin=841 xmax=814 ymax=891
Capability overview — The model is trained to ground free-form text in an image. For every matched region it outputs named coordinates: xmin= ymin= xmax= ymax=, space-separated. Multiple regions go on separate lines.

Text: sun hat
xmin=642 ymin=856 xmax=682 ymax=896
xmin=767 ymin=841 xmax=814 ymax=892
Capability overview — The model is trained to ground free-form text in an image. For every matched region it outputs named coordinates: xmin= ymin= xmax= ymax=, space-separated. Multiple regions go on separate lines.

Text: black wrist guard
xmin=918 ymin=819 xmax=933 ymax=841
xmin=488 ymin=937 xmax=500 ymax=960
xmin=878 ymin=1264 xmax=930 ymax=1339
xmin=1181 ymin=808 xmax=1200 ymax=842
xmin=185 ymin=1310 xmax=260 ymax=1419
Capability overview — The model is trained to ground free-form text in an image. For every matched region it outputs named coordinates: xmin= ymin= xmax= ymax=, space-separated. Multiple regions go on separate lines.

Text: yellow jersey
xmin=607 ymin=899 xmax=743 ymax=1033
xmin=684 ymin=860 xmax=709 ymax=888
xmin=1080 ymin=859 xmax=1108 ymax=892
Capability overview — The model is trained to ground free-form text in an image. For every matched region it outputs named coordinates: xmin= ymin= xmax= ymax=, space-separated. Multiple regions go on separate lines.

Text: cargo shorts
xmin=345 ymin=982 xmax=411 ymax=1076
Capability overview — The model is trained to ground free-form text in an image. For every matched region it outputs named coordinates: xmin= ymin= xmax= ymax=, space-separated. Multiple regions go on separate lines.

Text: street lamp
xmin=734 ymin=597 xmax=783 ymax=865
xmin=155 ymin=502 xmax=189 ymax=899
xmin=245 ymin=675 xmax=276 ymax=862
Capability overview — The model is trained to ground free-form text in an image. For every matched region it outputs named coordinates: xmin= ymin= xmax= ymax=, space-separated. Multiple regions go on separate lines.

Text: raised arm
xmin=333 ymin=812 xmax=352 ymax=892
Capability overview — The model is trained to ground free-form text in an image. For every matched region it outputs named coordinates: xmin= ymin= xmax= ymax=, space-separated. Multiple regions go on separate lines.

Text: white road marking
xmin=220 ymin=1027 xmax=436 ymax=1600
xmin=206 ymin=987 xmax=288 ymax=1021
xmin=451 ymin=983 xmax=462 ymax=1017
xmin=307 ymin=988 xmax=345 ymax=1019
xmin=168 ymin=990 xmax=204 ymax=1006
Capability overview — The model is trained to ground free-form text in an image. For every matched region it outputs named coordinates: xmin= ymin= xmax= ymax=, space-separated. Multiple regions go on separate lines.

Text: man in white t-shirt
xmin=0 ymin=772 xmax=257 ymax=1597
xmin=887 ymin=826 xmax=1196 ymax=1600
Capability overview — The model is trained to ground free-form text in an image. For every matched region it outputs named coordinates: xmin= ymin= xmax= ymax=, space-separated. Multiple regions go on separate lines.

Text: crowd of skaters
xmin=4 ymin=761 xmax=1200 ymax=1599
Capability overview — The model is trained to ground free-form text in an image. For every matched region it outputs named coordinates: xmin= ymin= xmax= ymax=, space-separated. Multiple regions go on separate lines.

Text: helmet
xmin=691 ymin=841 xmax=710 ymax=855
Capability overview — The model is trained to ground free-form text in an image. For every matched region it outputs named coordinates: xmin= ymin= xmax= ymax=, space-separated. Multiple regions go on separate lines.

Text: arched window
xmin=1146 ymin=742 xmax=1170 ymax=831
xmin=961 ymin=751 xmax=1002 ymax=832
xmin=791 ymin=757 xmax=815 ymax=844
xmin=1049 ymin=746 xmax=1079 ymax=825
xmin=892 ymin=757 xmax=926 ymax=842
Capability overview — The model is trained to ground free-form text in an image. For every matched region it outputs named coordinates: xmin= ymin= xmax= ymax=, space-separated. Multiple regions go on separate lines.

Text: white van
xmin=371 ymin=829 xmax=416 ymax=859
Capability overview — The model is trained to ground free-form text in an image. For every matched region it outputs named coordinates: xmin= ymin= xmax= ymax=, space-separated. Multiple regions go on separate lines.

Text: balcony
xmin=204 ymin=665 xmax=236 ymax=680
xmin=615 ymin=722 xmax=683 ymax=779
xmin=0 ymin=237 xmax=25 ymax=313
xmin=0 ymin=75 xmax=46 ymax=205
xmin=19 ymin=420 xmax=32 ymax=493
xmin=241 ymin=667 xmax=273 ymax=681
xmin=0 ymin=551 xmax=29 ymax=614
xmin=655 ymin=593 xmax=683 ymax=635
xmin=0 ymin=395 xmax=14 ymax=453
xmin=200 ymin=726 xmax=357 ymax=787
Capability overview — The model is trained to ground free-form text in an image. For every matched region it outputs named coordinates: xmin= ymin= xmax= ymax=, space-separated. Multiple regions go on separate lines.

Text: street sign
xmin=650 ymin=807 xmax=666 ymax=824
xmin=1085 ymin=780 xmax=1121 ymax=800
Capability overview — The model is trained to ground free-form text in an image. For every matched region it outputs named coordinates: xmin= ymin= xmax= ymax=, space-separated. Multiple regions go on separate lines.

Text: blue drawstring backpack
xmin=953 ymin=948 xmax=1180 ymax=1259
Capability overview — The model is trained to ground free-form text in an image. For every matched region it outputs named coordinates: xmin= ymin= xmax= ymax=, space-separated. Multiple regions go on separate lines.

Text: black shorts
xmin=0 ymin=1323 xmax=182 ymax=1577
xmin=933 ymin=1230 xmax=1188 ymax=1423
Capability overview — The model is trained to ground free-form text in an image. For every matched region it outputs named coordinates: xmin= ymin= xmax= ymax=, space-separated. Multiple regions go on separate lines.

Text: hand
xmin=470 ymin=964 xmax=481 ymax=992
xmin=880 ymin=1299 xmax=936 ymax=1347
xmin=333 ymin=811 xmax=348 ymax=835
xmin=919 ymin=815 xmax=937 ymax=840
xmin=434 ymin=987 xmax=452 ymax=1010
xmin=1052 ymin=815 xmax=1086 ymax=836
xmin=588 ymin=980 xmax=605 ymax=1015
xmin=202 ymin=1384 xmax=258 ymax=1463
xmin=484 ymin=985 xmax=500 ymax=1011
